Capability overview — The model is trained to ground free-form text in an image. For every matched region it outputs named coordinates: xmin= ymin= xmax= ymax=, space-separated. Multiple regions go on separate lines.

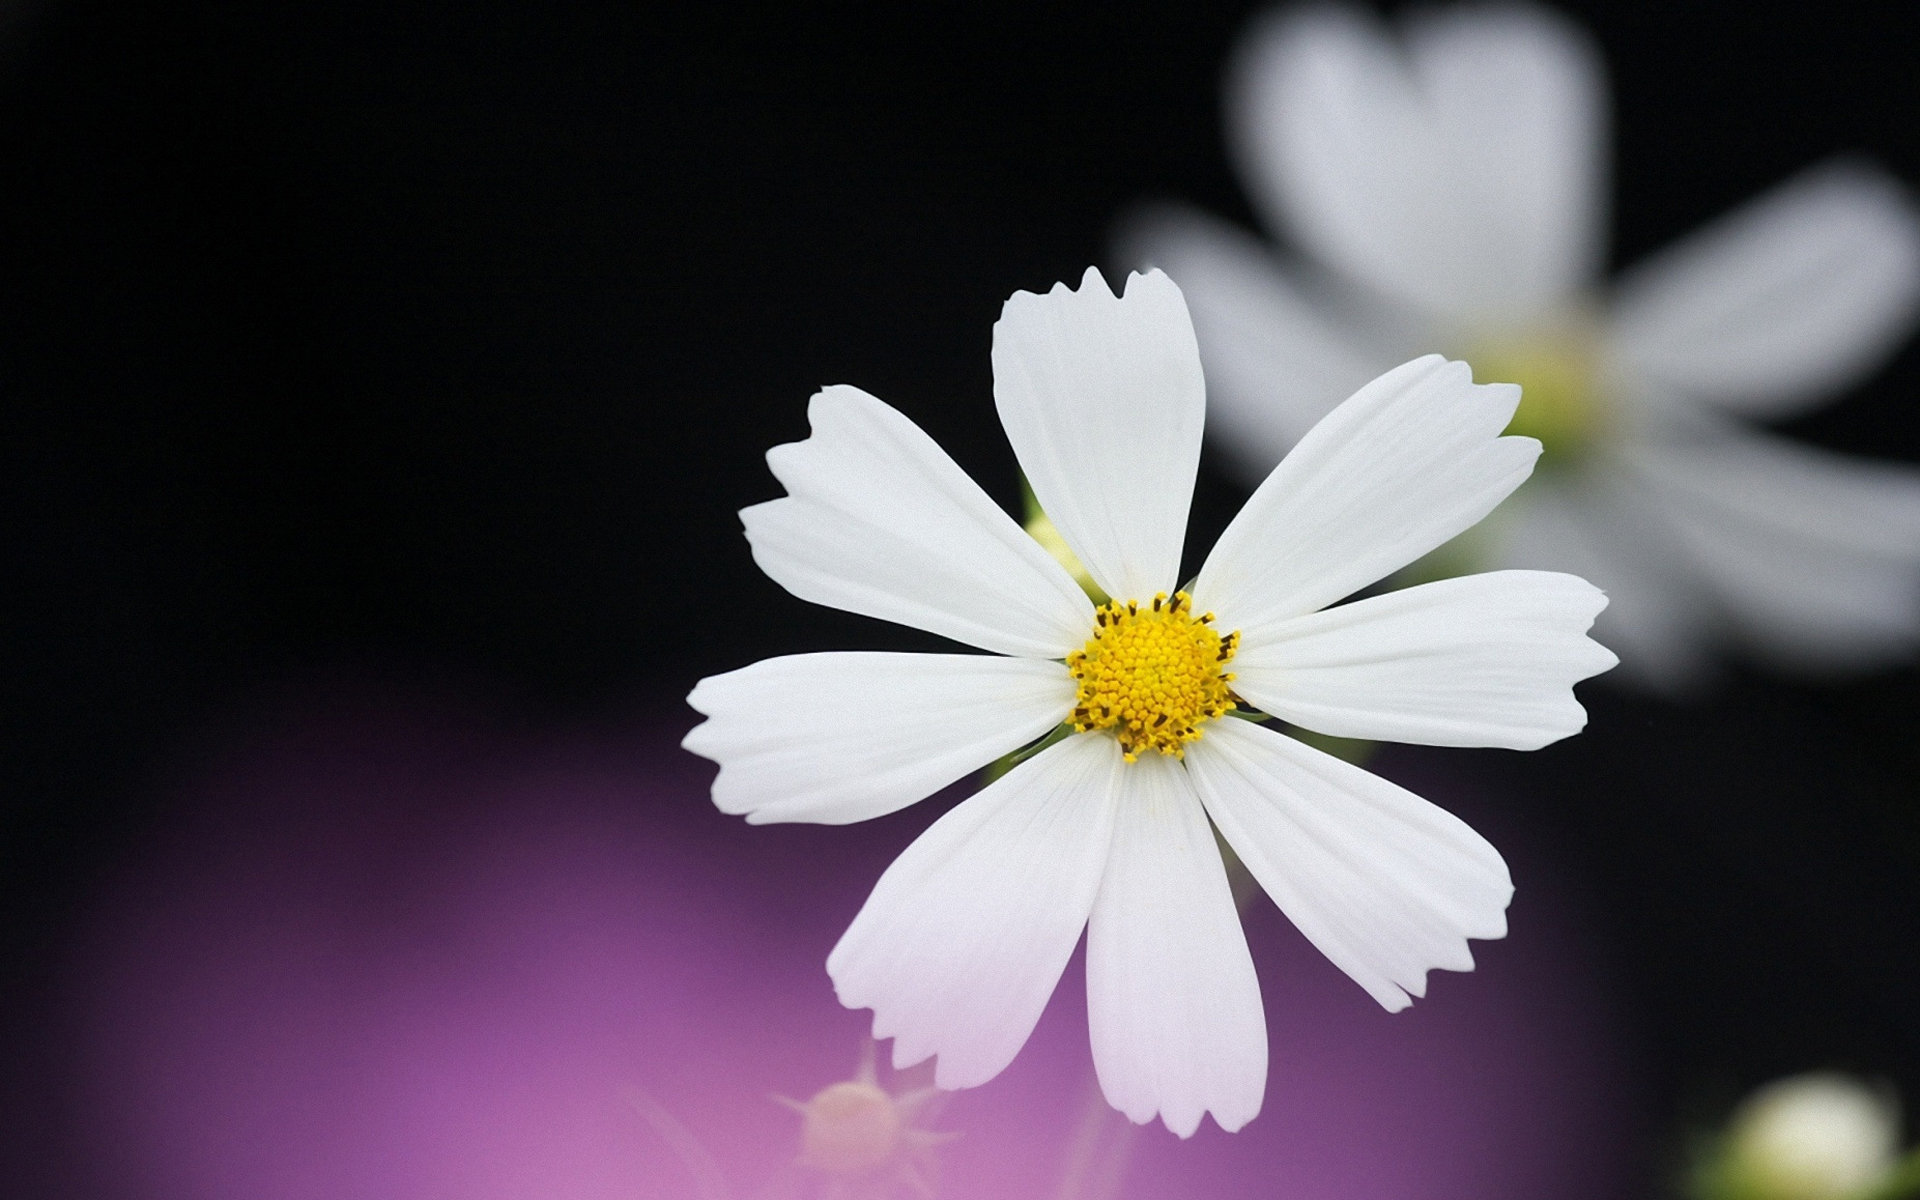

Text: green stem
xmin=982 ymin=723 xmax=1075 ymax=783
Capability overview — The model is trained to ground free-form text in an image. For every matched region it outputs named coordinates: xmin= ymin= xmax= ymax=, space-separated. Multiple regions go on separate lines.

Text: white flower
xmin=682 ymin=267 xmax=1616 ymax=1137
xmin=1121 ymin=3 xmax=1920 ymax=689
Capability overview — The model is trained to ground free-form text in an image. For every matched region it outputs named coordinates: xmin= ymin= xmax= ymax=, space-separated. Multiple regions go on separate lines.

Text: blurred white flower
xmin=684 ymin=267 xmax=1615 ymax=1137
xmin=1703 ymin=1073 xmax=1904 ymax=1200
xmin=775 ymin=1040 xmax=952 ymax=1198
xmin=1122 ymin=3 xmax=1920 ymax=688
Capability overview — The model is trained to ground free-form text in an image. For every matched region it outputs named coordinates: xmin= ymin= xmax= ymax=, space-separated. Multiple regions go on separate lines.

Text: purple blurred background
xmin=64 ymin=688 xmax=1629 ymax=1200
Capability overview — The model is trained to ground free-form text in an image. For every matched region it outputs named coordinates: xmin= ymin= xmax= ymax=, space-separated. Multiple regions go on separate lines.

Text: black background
xmin=4 ymin=0 xmax=1919 ymax=1193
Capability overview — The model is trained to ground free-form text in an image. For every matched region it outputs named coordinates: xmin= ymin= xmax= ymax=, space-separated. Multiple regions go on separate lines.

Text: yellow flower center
xmin=1066 ymin=591 xmax=1239 ymax=762
xmin=1463 ymin=327 xmax=1603 ymax=467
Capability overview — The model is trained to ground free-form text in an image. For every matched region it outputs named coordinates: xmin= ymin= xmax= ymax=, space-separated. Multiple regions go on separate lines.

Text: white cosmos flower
xmin=682 ymin=267 xmax=1617 ymax=1137
xmin=1121 ymin=3 xmax=1920 ymax=689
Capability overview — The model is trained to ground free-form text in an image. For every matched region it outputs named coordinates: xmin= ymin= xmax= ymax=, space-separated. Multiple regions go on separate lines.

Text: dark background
xmin=4 ymin=0 xmax=1918 ymax=1193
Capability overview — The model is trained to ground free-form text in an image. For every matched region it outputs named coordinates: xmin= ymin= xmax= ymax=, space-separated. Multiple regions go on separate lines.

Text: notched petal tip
xmin=1006 ymin=264 xmax=1185 ymax=317
xmin=679 ymin=678 xmax=742 ymax=765
xmin=1137 ymin=1087 xmax=1263 ymax=1137
xmin=1548 ymin=573 xmax=1624 ymax=687
xmin=1187 ymin=721 xmax=1514 ymax=1015
xmin=1012 ymin=265 xmax=1120 ymax=310
xmin=679 ymin=722 xmax=714 ymax=760
xmin=1471 ymin=372 xmax=1539 ymax=466
xmin=742 ymin=382 xmax=1094 ymax=657
xmin=685 ymin=653 xmax=1076 ymax=827
xmin=1210 ymin=1105 xmax=1258 ymax=1136
xmin=1505 ymin=432 xmax=1546 ymax=465
xmin=827 ymin=734 xmax=1123 ymax=1095
xmin=1477 ymin=375 xmax=1524 ymax=417
xmin=1121 ymin=264 xmax=1180 ymax=299
xmin=992 ymin=263 xmax=1204 ymax=603
xmin=1194 ymin=352 xmax=1549 ymax=632
xmin=1086 ymin=756 xmax=1267 ymax=1141
xmin=764 ymin=384 xmax=871 ymax=474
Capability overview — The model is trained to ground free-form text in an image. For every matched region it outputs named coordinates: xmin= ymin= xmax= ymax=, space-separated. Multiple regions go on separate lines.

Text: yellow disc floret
xmin=1067 ymin=591 xmax=1240 ymax=762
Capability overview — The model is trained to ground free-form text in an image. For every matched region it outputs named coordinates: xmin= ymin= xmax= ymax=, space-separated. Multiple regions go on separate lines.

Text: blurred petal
xmin=992 ymin=267 xmax=1203 ymax=602
xmin=1186 ymin=718 xmax=1511 ymax=1012
xmin=1085 ymin=754 xmax=1265 ymax=1138
xmin=1193 ymin=356 xmax=1537 ymax=639
xmin=1229 ymin=4 xmax=1607 ymax=320
xmin=1115 ymin=204 xmax=1395 ymax=478
xmin=1489 ymin=471 xmax=1715 ymax=691
xmin=1231 ymin=570 xmax=1615 ymax=749
xmin=1610 ymin=162 xmax=1920 ymax=419
xmin=683 ymin=652 xmax=1075 ymax=825
xmin=1628 ymin=421 xmax=1920 ymax=669
xmin=828 ymin=732 xmax=1123 ymax=1089
xmin=743 ymin=384 xmax=1094 ymax=658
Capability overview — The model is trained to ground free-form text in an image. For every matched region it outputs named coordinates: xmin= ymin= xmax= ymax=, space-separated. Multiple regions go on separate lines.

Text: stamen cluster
xmin=1066 ymin=591 xmax=1239 ymax=761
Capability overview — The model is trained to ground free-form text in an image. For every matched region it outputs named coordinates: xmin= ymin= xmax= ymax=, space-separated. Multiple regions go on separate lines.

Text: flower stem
xmin=1051 ymin=1073 xmax=1138 ymax=1200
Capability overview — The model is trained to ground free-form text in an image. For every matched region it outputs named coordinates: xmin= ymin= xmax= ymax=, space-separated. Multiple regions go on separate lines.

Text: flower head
xmin=683 ymin=267 xmax=1616 ymax=1136
xmin=1121 ymin=3 xmax=1920 ymax=688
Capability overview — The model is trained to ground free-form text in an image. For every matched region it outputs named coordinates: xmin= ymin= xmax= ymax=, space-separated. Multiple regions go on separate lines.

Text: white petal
xmin=1229 ymin=4 xmax=1606 ymax=321
xmin=1193 ymin=356 xmax=1538 ymax=639
xmin=1231 ymin=570 xmax=1615 ymax=749
xmin=828 ymin=732 xmax=1123 ymax=1089
xmin=1114 ymin=205 xmax=1398 ymax=481
xmin=1610 ymin=162 xmax=1920 ymax=419
xmin=1488 ymin=471 xmax=1716 ymax=692
xmin=992 ymin=267 xmax=1203 ymax=602
xmin=1185 ymin=718 xmax=1511 ymax=1012
xmin=683 ymin=652 xmax=1075 ymax=825
xmin=1627 ymin=421 xmax=1920 ymax=669
xmin=742 ymin=384 xmax=1095 ymax=657
xmin=1085 ymin=754 xmax=1265 ymax=1138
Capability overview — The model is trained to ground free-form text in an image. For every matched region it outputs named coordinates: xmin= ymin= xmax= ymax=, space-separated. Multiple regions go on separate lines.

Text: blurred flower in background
xmin=1692 ymin=1073 xmax=1917 ymax=1200
xmin=1122 ymin=3 xmax=1920 ymax=688
xmin=63 ymin=690 xmax=1632 ymax=1200
xmin=769 ymin=1040 xmax=952 ymax=1199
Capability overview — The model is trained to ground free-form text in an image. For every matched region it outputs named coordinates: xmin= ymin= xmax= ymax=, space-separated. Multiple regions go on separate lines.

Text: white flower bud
xmin=1722 ymin=1073 xmax=1902 ymax=1200
xmin=797 ymin=1080 xmax=905 ymax=1175
xmin=774 ymin=1041 xmax=953 ymax=1195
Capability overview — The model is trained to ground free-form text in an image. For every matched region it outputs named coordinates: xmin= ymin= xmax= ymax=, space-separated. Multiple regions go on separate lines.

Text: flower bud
xmin=775 ymin=1041 xmax=952 ymax=1195
xmin=1710 ymin=1073 xmax=1902 ymax=1200
xmin=797 ymin=1079 xmax=906 ymax=1175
